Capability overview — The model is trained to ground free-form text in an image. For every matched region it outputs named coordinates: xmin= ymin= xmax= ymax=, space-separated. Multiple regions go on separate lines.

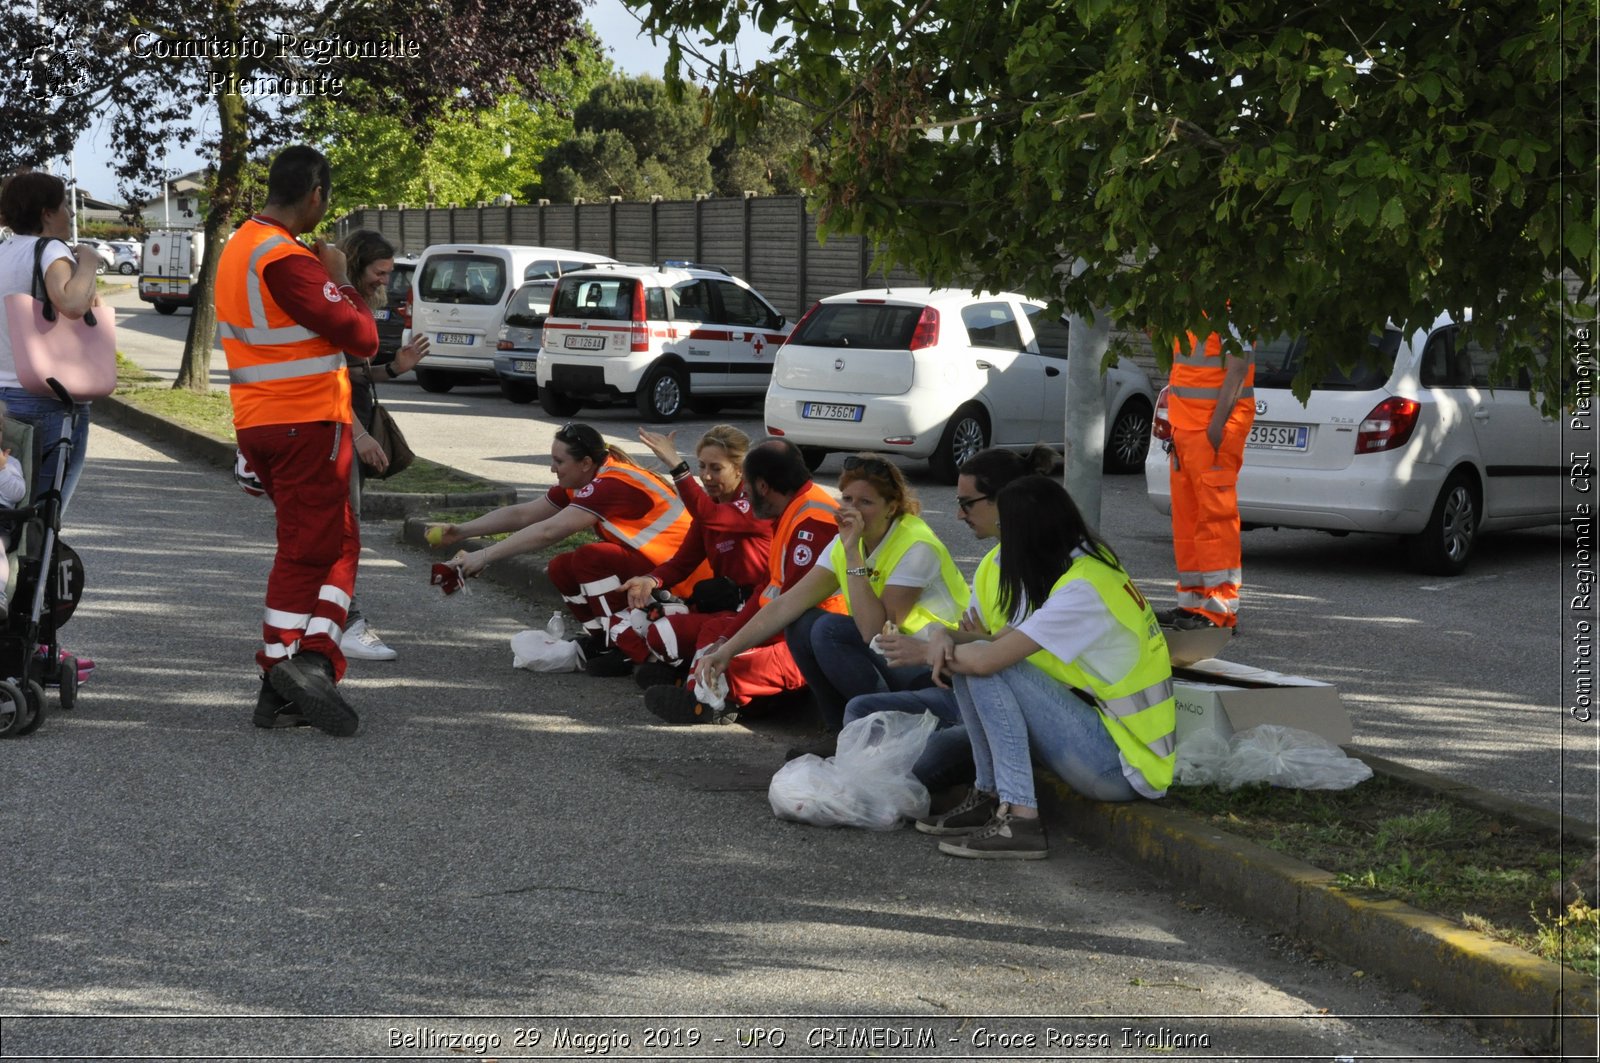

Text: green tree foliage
xmin=305 ymin=35 xmax=613 ymax=211
xmin=538 ymin=75 xmax=715 ymax=201
xmin=711 ymin=96 xmax=809 ymax=196
xmin=634 ymin=0 xmax=1597 ymax=408
xmin=0 ymin=0 xmax=586 ymax=390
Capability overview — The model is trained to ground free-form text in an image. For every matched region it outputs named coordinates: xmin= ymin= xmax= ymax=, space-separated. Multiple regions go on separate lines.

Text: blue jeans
xmin=845 ymin=687 xmax=974 ymax=792
xmin=955 ymin=660 xmax=1139 ymax=808
xmin=0 ymin=387 xmax=91 ymax=517
xmin=785 ymin=608 xmax=932 ymax=731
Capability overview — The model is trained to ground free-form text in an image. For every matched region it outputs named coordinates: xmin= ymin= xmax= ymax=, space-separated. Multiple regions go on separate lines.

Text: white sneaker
xmin=340 ymin=617 xmax=397 ymax=662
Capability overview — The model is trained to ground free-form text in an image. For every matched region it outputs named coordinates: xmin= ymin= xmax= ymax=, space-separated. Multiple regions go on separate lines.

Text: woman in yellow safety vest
xmin=695 ymin=453 xmax=968 ymax=750
xmin=910 ymin=474 xmax=1176 ymax=861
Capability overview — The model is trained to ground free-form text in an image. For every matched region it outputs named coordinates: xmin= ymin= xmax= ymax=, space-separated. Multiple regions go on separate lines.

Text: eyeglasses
xmin=841 ymin=455 xmax=894 ymax=477
xmin=955 ymin=494 xmax=990 ymax=513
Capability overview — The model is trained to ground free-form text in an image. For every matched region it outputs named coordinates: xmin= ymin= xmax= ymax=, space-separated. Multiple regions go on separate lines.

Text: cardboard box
xmin=1172 ymin=657 xmax=1352 ymax=747
xmin=1163 ymin=624 xmax=1233 ymax=667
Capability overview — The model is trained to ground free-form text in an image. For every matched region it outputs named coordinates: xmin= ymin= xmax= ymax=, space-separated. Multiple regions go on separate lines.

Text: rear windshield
xmin=791 ymin=303 xmax=923 ymax=349
xmin=551 ymin=276 xmax=638 ymax=321
xmin=1252 ymin=331 xmax=1400 ymax=391
xmin=525 ymin=258 xmax=607 ymax=280
xmin=418 ymin=254 xmax=507 ymax=305
xmin=386 ymin=263 xmax=414 ymax=305
xmin=505 ymin=281 xmax=556 ymax=327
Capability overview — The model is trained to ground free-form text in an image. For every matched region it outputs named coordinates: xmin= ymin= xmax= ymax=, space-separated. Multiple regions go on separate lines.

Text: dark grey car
xmin=493 ymin=279 xmax=556 ymax=404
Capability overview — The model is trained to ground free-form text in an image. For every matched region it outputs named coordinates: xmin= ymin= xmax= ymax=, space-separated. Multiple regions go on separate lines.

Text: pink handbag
xmin=3 ymin=237 xmax=117 ymax=400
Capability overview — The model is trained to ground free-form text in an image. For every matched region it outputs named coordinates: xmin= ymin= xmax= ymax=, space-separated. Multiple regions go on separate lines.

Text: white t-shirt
xmin=0 ymin=236 xmax=75 ymax=388
xmin=816 ymin=519 xmax=961 ymax=624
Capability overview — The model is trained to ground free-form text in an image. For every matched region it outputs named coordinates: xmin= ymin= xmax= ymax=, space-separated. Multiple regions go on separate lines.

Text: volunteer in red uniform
xmin=431 ymin=423 xmax=704 ymax=644
xmin=1165 ymin=318 xmax=1255 ymax=630
xmin=218 ymin=145 xmax=377 ymax=736
xmin=640 ymin=439 xmax=844 ymax=723
xmin=585 ymin=425 xmax=772 ymax=681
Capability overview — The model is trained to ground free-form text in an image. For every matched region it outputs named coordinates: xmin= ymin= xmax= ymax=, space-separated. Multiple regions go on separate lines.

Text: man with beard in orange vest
xmin=217 ymin=145 xmax=377 ymax=735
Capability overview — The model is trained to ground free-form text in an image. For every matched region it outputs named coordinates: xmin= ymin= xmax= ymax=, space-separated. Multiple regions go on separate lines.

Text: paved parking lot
xmin=106 ymin=288 xmax=1589 ymax=819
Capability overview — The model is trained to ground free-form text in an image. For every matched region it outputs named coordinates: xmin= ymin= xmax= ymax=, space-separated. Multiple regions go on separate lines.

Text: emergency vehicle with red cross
xmin=538 ymin=262 xmax=792 ymax=423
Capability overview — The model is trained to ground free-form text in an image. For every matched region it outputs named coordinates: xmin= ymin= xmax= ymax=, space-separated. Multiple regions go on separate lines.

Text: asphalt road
xmin=104 ymin=286 xmax=1593 ymax=822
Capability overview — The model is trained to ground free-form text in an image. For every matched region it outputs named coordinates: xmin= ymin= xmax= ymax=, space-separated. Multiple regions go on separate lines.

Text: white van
xmin=140 ymin=229 xmax=206 ymax=315
xmin=411 ymin=244 xmax=616 ymax=392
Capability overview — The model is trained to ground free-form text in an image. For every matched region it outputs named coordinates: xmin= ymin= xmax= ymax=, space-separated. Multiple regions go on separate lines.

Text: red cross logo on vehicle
xmin=752 ymin=335 xmax=765 ymax=358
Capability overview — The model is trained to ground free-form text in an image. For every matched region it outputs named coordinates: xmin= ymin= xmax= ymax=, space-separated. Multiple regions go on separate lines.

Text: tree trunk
xmin=174 ymin=24 xmax=248 ymax=393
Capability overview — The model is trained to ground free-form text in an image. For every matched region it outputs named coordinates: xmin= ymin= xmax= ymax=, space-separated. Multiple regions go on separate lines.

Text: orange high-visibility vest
xmin=589 ymin=458 xmax=709 ymax=596
xmin=760 ymin=482 xmax=847 ymax=614
xmin=1168 ymin=329 xmax=1255 ymax=431
xmin=217 ymin=218 xmax=353 ymax=430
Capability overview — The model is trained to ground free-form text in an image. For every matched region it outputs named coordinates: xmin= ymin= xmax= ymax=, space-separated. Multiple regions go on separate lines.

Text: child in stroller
xmin=0 ymin=386 xmax=88 ymax=737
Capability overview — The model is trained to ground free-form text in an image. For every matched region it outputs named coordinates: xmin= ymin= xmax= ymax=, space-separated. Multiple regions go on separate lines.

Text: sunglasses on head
xmin=841 ymin=455 xmax=894 ymax=477
xmin=555 ymin=422 xmax=599 ymax=459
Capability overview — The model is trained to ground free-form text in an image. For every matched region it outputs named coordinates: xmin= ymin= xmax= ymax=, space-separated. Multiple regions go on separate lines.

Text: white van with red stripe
xmin=538 ymin=261 xmax=791 ymax=421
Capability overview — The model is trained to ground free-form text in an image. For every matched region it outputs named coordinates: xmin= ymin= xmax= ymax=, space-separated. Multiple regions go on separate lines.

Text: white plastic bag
xmin=1174 ymin=730 xmax=1232 ymax=787
xmin=511 ymin=614 xmax=586 ymax=673
xmin=1219 ymin=724 xmax=1373 ymax=791
xmin=767 ymin=710 xmax=938 ymax=830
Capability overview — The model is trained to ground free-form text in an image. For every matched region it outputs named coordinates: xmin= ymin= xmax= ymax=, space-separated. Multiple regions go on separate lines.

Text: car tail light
xmin=909 ymin=307 xmax=939 ymax=350
xmin=1355 ymin=396 xmax=1421 ymax=453
xmin=768 ymin=425 xmax=785 ymax=436
xmin=401 ymin=288 xmax=413 ymax=329
xmin=1152 ymin=386 xmax=1172 ymax=441
xmin=630 ymin=283 xmax=649 ymax=353
xmin=783 ymin=302 xmax=822 ymax=346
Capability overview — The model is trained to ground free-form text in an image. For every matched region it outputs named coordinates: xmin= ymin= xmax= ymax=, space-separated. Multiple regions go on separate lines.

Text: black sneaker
xmin=267 ymin=653 xmax=358 ymax=737
xmin=634 ymin=660 xmax=686 ymax=691
xmin=783 ymin=733 xmax=838 ymax=761
xmin=251 ymin=676 xmax=309 ymax=730
xmin=937 ymin=804 xmax=1049 ymax=860
xmin=1162 ymin=608 xmax=1221 ymax=630
xmin=915 ymin=787 xmax=998 ymax=835
xmin=584 ymin=648 xmax=634 ymax=678
xmin=644 ymin=684 xmax=732 ymax=725
xmin=574 ymin=631 xmax=608 ymax=659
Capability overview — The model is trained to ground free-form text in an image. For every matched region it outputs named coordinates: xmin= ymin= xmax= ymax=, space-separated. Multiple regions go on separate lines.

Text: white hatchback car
xmin=539 ymin=262 xmax=790 ymax=421
xmin=1144 ymin=313 xmax=1563 ymax=575
xmin=764 ymin=288 xmax=1157 ymax=481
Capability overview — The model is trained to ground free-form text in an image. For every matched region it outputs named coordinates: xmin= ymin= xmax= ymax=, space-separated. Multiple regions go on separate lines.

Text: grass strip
xmin=1167 ymin=779 xmax=1598 ymax=975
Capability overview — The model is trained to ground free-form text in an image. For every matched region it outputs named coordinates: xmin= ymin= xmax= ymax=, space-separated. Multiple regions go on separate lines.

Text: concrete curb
xmin=96 ymin=393 xmax=518 ymax=519
xmin=1037 ymin=772 xmax=1598 ymax=1050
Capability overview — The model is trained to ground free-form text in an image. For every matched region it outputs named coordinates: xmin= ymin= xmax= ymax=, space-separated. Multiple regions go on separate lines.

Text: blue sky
xmin=68 ymin=0 xmax=772 ymax=202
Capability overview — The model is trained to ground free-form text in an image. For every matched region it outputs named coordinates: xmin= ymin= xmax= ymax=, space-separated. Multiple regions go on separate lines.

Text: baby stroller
xmin=0 ymin=379 xmax=87 ymax=738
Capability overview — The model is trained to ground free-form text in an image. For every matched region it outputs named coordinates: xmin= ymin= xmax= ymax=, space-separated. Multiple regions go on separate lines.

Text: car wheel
xmin=636 ymin=362 xmax=687 ymax=422
xmin=1104 ymin=397 xmax=1153 ymax=473
xmin=118 ymin=262 xmax=135 ymax=275
xmin=500 ymin=380 xmax=538 ymax=405
xmin=1406 ymin=469 xmax=1480 ymax=576
xmin=415 ymin=369 xmax=455 ymax=394
xmin=688 ymin=397 xmax=723 ymax=416
xmin=153 ymin=302 xmax=177 ymax=315
xmin=798 ymin=446 xmax=828 ymax=472
xmin=929 ymin=404 xmax=989 ymax=483
xmin=540 ymin=388 xmax=582 ymax=418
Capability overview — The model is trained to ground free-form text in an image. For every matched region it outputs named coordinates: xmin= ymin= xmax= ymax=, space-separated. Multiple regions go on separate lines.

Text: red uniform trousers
xmin=611 ymin=608 xmax=723 ymax=666
xmin=236 ymin=421 xmax=360 ymax=681
xmin=1169 ymin=405 xmax=1253 ymax=627
xmin=547 ymin=542 xmax=655 ymax=641
xmin=684 ymin=611 xmax=805 ymax=706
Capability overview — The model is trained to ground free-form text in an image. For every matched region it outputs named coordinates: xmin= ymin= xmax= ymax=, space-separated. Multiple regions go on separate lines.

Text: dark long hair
xmin=959 ymin=445 xmax=1058 ymax=500
xmin=994 ymin=475 xmax=1124 ymax=622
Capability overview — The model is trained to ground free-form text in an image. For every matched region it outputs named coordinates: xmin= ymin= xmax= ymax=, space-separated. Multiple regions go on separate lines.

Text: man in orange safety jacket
xmin=1165 ymin=323 xmax=1255 ymax=630
xmin=217 ymin=145 xmax=377 ymax=736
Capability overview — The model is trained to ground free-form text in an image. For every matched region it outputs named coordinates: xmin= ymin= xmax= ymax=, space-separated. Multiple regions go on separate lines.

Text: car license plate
xmin=373 ymin=309 xmax=390 ymax=321
xmin=513 ymin=359 xmax=537 ymax=373
xmin=1247 ymin=422 xmax=1309 ymax=450
xmin=436 ymin=332 xmax=474 ymax=345
xmin=564 ymin=334 xmax=607 ymax=351
xmin=802 ymin=402 xmax=865 ymax=422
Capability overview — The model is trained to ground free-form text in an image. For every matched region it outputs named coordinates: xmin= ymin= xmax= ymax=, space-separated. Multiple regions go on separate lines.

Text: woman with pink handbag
xmin=0 ymin=172 xmax=101 ymax=515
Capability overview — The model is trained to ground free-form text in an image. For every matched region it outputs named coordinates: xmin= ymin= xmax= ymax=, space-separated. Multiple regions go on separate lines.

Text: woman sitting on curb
xmin=695 ymin=454 xmax=968 ymax=748
xmin=583 ymin=424 xmax=773 ymax=681
xmin=845 ymin=445 xmax=1058 ymax=799
xmin=430 ymin=422 xmax=704 ymax=652
xmin=905 ymin=474 xmax=1176 ymax=861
